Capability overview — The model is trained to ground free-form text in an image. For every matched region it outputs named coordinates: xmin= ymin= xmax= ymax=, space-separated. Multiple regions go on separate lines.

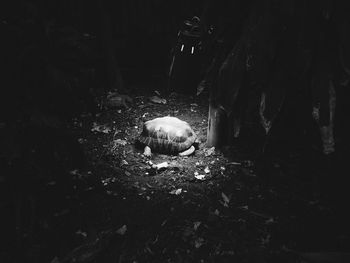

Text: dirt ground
xmin=1 ymin=76 xmax=349 ymax=263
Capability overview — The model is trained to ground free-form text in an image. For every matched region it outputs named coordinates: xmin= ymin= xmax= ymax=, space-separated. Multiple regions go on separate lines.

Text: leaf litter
xmin=20 ymin=86 xmax=340 ymax=263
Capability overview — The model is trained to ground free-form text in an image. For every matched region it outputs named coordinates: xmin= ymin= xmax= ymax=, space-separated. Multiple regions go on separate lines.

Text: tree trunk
xmin=207 ymin=102 xmax=227 ymax=147
xmin=206 ymin=0 xmax=293 ymax=149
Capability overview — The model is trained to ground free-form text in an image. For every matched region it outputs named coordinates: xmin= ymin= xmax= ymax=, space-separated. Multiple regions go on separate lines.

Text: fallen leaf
xmin=75 ymin=230 xmax=88 ymax=238
xmin=227 ymin=161 xmax=242 ymax=165
xmin=193 ymin=221 xmax=201 ymax=231
xmin=46 ymin=181 xmax=56 ymax=186
xmin=260 ymin=234 xmax=271 ymax=246
xmin=114 ymin=139 xmax=127 ymax=146
xmin=194 ymin=237 xmax=205 ymax=248
xmin=91 ymin=122 xmax=111 ymax=134
xmin=170 ymin=188 xmax=182 ymax=195
xmin=204 ymin=147 xmax=215 ymax=156
xmin=265 ymin=218 xmax=275 ymax=224
xmin=221 ymin=192 xmax=230 ymax=207
xmin=195 ymin=174 xmax=206 ymax=180
xmin=152 ymin=162 xmax=168 ymax=170
xmin=113 ymin=129 xmax=122 ymax=136
xmin=116 ymin=225 xmax=127 ymax=235
xmin=149 ymin=96 xmax=167 ymax=104
xmin=121 ymin=160 xmax=128 ymax=166
xmin=145 ymin=245 xmax=154 ymax=255
xmin=197 ymin=80 xmax=206 ymax=95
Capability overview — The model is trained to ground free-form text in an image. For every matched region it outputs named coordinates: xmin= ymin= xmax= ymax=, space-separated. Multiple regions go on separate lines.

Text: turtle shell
xmin=138 ymin=116 xmax=196 ymax=154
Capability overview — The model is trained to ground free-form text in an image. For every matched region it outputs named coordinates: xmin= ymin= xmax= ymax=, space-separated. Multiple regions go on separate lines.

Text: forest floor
xmin=1 ymin=75 xmax=350 ymax=263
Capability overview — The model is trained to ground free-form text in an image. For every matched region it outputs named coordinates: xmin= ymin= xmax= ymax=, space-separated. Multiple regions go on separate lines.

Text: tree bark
xmin=207 ymin=102 xmax=227 ymax=147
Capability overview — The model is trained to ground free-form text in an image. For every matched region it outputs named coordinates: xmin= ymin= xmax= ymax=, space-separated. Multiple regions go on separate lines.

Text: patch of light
xmin=175 ymin=130 xmax=183 ymax=137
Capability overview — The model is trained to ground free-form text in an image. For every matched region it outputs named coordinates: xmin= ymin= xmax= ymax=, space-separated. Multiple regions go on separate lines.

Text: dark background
xmin=0 ymin=0 xmax=349 ymax=262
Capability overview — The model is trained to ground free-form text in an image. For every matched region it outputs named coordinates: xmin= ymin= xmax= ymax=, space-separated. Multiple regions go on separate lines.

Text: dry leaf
xmin=114 ymin=139 xmax=127 ymax=146
xmin=149 ymin=96 xmax=167 ymax=104
xmin=194 ymin=237 xmax=205 ymax=248
xmin=152 ymin=162 xmax=168 ymax=170
xmin=170 ymin=188 xmax=182 ymax=195
xmin=116 ymin=225 xmax=127 ymax=235
xmin=221 ymin=192 xmax=230 ymax=207
xmin=193 ymin=221 xmax=201 ymax=231
xmin=204 ymin=147 xmax=215 ymax=156
xmin=91 ymin=122 xmax=111 ymax=134
xmin=195 ymin=174 xmax=206 ymax=180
